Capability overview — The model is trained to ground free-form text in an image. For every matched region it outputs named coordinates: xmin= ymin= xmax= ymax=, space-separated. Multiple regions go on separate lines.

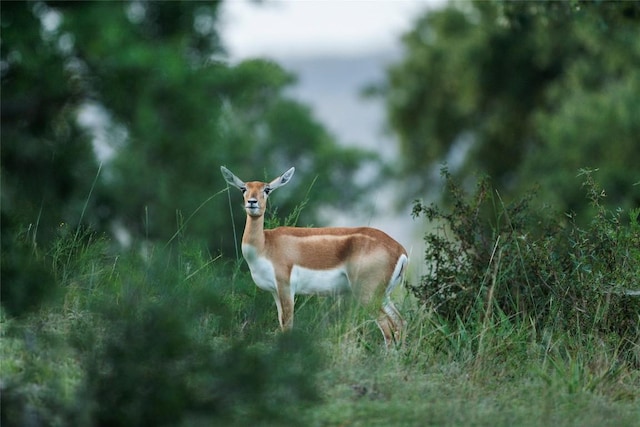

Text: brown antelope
xmin=221 ymin=166 xmax=408 ymax=345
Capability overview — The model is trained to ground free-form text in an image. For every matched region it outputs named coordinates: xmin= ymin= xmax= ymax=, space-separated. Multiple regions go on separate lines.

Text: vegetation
xmin=3 ymin=1 xmax=639 ymax=425
xmin=379 ymin=1 xmax=640 ymax=217
xmin=411 ymin=168 xmax=640 ymax=342
xmin=2 ymin=174 xmax=639 ymax=426
xmin=1 ymin=229 xmax=322 ymax=426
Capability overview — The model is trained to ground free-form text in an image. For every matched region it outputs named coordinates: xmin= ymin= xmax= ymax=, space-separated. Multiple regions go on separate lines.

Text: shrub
xmin=411 ymin=168 xmax=640 ymax=362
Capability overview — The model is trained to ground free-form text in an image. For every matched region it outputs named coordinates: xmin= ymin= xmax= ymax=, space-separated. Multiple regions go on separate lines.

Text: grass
xmin=2 ymin=240 xmax=638 ymax=426
xmin=2 ymin=173 xmax=639 ymax=426
xmin=306 ymin=299 xmax=639 ymax=426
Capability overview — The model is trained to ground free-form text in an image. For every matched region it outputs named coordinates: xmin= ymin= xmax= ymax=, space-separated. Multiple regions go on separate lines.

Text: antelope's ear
xmin=220 ymin=166 xmax=246 ymax=190
xmin=268 ymin=167 xmax=295 ymax=190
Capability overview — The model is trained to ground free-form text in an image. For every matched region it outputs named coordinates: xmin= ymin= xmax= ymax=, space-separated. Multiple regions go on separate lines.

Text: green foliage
xmin=410 ymin=168 xmax=640 ymax=365
xmin=0 ymin=216 xmax=57 ymax=317
xmin=1 ymin=230 xmax=321 ymax=427
xmin=0 ymin=2 xmax=102 ymax=244
xmin=382 ymin=0 xmax=640 ymax=216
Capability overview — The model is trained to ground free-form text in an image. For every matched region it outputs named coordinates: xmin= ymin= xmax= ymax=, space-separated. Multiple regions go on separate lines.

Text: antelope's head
xmin=221 ymin=166 xmax=295 ymax=218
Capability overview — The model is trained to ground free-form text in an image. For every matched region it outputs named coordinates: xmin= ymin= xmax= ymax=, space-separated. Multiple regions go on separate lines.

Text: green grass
xmin=2 ymin=172 xmax=639 ymax=425
xmin=2 ymin=233 xmax=638 ymax=426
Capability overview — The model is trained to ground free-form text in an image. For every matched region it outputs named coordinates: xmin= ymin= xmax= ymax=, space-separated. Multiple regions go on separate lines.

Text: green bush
xmin=410 ymin=168 xmax=640 ymax=363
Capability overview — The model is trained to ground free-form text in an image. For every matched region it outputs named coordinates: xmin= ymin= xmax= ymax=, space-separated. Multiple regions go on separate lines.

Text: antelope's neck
xmin=242 ymin=214 xmax=266 ymax=251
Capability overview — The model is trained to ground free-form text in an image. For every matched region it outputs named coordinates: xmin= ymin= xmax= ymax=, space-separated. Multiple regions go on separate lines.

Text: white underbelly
xmin=290 ymin=264 xmax=351 ymax=295
xmin=242 ymin=244 xmax=351 ymax=295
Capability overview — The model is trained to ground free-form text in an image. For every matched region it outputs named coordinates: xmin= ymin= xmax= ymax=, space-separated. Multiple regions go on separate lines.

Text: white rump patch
xmin=385 ymin=254 xmax=407 ymax=297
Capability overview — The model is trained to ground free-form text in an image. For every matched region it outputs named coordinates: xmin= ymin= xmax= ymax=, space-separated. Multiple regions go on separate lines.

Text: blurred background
xmin=2 ymin=0 xmax=639 ymax=258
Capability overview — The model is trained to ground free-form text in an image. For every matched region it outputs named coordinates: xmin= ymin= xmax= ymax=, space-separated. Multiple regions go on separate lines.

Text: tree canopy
xmin=382 ymin=0 xmax=640 ymax=214
xmin=1 ymin=1 xmax=374 ymax=254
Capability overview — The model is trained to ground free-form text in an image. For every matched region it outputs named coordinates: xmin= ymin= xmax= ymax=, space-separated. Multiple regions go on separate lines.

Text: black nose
xmin=247 ymin=198 xmax=258 ymax=206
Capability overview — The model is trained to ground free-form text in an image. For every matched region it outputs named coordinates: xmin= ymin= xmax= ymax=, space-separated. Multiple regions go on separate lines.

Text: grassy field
xmin=2 ymin=175 xmax=639 ymax=425
xmin=2 ymin=228 xmax=639 ymax=426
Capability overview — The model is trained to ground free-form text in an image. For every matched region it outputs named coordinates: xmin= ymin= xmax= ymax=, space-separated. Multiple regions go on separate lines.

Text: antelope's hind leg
xmin=377 ymin=300 xmax=404 ymax=347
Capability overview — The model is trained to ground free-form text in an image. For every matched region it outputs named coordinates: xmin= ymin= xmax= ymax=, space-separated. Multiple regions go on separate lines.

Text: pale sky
xmin=220 ymin=0 xmax=444 ymax=60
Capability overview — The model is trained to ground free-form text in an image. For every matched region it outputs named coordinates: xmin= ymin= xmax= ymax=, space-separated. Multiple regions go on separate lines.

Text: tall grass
xmin=1 ymin=224 xmax=321 ymax=426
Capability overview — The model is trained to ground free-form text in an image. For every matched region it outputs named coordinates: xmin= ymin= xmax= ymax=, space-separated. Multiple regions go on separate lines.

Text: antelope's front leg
xmin=275 ymin=285 xmax=295 ymax=330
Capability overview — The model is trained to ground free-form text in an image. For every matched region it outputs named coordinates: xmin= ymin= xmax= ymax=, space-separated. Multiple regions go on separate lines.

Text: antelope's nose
xmin=247 ymin=198 xmax=258 ymax=207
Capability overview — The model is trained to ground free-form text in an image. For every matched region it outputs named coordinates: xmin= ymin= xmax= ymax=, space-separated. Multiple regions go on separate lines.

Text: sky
xmin=220 ymin=0 xmax=443 ymax=60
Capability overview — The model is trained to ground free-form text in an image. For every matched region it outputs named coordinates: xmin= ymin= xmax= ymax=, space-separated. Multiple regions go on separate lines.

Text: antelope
xmin=221 ymin=166 xmax=408 ymax=345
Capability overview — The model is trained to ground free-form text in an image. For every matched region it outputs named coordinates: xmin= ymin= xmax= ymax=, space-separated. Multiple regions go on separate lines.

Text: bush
xmin=410 ymin=168 xmax=640 ymax=363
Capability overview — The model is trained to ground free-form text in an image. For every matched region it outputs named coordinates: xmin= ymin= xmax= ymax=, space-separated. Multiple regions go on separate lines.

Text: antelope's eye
xmin=264 ymin=187 xmax=271 ymax=195
xmin=240 ymin=187 xmax=247 ymax=193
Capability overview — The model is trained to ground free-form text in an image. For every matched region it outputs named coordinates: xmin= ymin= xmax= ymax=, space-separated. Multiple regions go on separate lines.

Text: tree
xmin=1 ymin=1 xmax=374 ymax=256
xmin=381 ymin=0 xmax=640 ymax=214
xmin=1 ymin=2 xmax=101 ymax=245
